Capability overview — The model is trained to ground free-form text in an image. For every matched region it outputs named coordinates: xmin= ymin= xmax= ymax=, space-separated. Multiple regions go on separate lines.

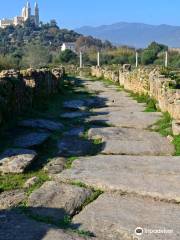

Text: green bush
xmin=58 ymin=49 xmax=77 ymax=64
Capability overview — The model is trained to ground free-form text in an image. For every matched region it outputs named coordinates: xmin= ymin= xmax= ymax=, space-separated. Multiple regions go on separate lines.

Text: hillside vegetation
xmin=0 ymin=20 xmax=113 ymax=69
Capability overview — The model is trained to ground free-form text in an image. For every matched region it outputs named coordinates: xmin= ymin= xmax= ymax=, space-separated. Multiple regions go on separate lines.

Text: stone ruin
xmin=91 ymin=65 xmax=180 ymax=135
xmin=0 ymin=67 xmax=65 ymax=125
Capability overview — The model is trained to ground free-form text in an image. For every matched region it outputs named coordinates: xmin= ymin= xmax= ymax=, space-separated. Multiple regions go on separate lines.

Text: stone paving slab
xmin=64 ymin=127 xmax=85 ymax=137
xmin=14 ymin=132 xmax=50 ymax=148
xmin=63 ymin=100 xmax=87 ymax=111
xmin=19 ymin=119 xmax=64 ymax=132
xmin=28 ymin=181 xmax=92 ymax=221
xmin=92 ymin=105 xmax=145 ymax=113
xmin=56 ymin=155 xmax=180 ymax=202
xmin=73 ymin=192 xmax=180 ymax=240
xmin=57 ymin=137 xmax=94 ymax=157
xmin=60 ymin=112 xmax=89 ymax=119
xmin=0 ymin=210 xmax=89 ymax=240
xmin=87 ymin=111 xmax=162 ymax=129
xmin=88 ymin=127 xmax=167 ymax=141
xmin=88 ymin=127 xmax=174 ymax=155
xmin=101 ymin=139 xmax=174 ymax=156
xmin=0 ymin=190 xmax=26 ymax=209
xmin=43 ymin=157 xmax=66 ymax=175
xmin=0 ymin=148 xmax=37 ymax=173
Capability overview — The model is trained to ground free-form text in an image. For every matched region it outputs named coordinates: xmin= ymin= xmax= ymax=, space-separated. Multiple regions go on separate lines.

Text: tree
xmin=22 ymin=42 xmax=50 ymax=68
xmin=59 ymin=49 xmax=77 ymax=64
xmin=141 ymin=42 xmax=168 ymax=65
xmin=141 ymin=50 xmax=157 ymax=65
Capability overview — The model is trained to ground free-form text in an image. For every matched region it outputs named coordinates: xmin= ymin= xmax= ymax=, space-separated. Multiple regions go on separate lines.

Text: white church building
xmin=0 ymin=2 xmax=39 ymax=28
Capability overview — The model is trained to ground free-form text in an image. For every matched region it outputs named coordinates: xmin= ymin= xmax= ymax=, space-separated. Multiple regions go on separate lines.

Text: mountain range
xmin=75 ymin=22 xmax=180 ymax=48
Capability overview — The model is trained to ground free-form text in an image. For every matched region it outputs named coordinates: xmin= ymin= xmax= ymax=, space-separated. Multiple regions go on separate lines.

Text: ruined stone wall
xmin=91 ymin=66 xmax=180 ymax=122
xmin=0 ymin=67 xmax=65 ymax=125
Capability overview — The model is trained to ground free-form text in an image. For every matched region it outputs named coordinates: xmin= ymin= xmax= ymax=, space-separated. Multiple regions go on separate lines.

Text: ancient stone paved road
xmin=57 ymin=78 xmax=180 ymax=240
xmin=1 ymin=77 xmax=180 ymax=240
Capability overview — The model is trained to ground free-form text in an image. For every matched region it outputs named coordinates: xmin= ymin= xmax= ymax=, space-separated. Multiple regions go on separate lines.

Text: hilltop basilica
xmin=0 ymin=2 xmax=39 ymax=28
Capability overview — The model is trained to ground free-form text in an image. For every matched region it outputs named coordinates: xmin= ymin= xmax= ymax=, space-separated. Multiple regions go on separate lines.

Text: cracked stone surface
xmin=19 ymin=119 xmax=64 ymax=132
xmin=43 ymin=157 xmax=66 ymax=175
xmin=0 ymin=211 xmax=89 ymax=240
xmin=0 ymin=148 xmax=37 ymax=173
xmin=73 ymin=192 xmax=180 ymax=240
xmin=56 ymin=155 xmax=180 ymax=202
xmin=14 ymin=132 xmax=50 ymax=148
xmin=28 ymin=181 xmax=92 ymax=221
xmin=0 ymin=190 xmax=26 ymax=209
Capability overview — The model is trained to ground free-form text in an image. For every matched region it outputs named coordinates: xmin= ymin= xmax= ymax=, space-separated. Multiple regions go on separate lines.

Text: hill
xmin=76 ymin=22 xmax=180 ymax=48
xmin=0 ymin=20 xmax=113 ymax=69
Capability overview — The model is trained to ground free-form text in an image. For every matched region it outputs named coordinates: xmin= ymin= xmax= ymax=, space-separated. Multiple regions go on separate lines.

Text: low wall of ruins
xmin=91 ymin=66 xmax=180 ymax=135
xmin=0 ymin=67 xmax=65 ymax=125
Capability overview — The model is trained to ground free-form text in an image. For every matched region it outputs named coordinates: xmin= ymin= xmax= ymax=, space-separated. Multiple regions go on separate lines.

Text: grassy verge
xmin=126 ymin=90 xmax=158 ymax=112
xmin=152 ymin=112 xmax=180 ymax=156
xmin=91 ymin=76 xmax=157 ymax=112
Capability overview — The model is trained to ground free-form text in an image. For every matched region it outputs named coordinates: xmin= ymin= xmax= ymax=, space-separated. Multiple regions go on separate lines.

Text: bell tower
xmin=25 ymin=1 xmax=31 ymax=20
xmin=34 ymin=2 xmax=39 ymax=26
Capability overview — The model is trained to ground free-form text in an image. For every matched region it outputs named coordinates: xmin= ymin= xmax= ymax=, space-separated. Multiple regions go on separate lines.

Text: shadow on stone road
xmin=0 ymin=207 xmax=95 ymax=240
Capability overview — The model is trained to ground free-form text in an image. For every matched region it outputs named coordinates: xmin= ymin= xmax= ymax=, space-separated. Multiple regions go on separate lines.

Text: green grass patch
xmin=127 ymin=91 xmax=158 ymax=112
xmin=65 ymin=157 xmax=78 ymax=169
xmin=173 ymin=135 xmax=180 ymax=156
xmin=0 ymin=170 xmax=49 ymax=193
xmin=152 ymin=112 xmax=180 ymax=156
xmin=153 ymin=112 xmax=173 ymax=136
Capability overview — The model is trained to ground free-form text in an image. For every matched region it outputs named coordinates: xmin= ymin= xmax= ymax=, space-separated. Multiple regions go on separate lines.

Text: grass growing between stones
xmin=153 ymin=112 xmax=180 ymax=156
xmin=153 ymin=112 xmax=173 ymax=136
xmin=0 ymin=76 xmax=97 ymax=193
xmin=126 ymin=91 xmax=158 ymax=112
xmin=0 ymin=171 xmax=49 ymax=193
xmin=65 ymin=157 xmax=78 ymax=169
xmin=17 ymin=203 xmax=95 ymax=237
xmin=66 ymin=180 xmax=104 ymax=209
xmin=173 ymin=136 xmax=180 ymax=156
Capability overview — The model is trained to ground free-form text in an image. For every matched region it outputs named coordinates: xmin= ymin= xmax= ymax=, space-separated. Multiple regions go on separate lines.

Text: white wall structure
xmin=61 ymin=43 xmax=76 ymax=53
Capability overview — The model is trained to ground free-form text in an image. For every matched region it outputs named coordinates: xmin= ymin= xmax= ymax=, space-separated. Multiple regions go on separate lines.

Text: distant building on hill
xmin=0 ymin=1 xmax=39 ymax=28
xmin=61 ymin=42 xmax=76 ymax=52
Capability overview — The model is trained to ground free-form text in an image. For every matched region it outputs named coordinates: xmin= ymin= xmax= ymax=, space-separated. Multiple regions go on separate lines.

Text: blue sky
xmin=0 ymin=0 xmax=180 ymax=29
